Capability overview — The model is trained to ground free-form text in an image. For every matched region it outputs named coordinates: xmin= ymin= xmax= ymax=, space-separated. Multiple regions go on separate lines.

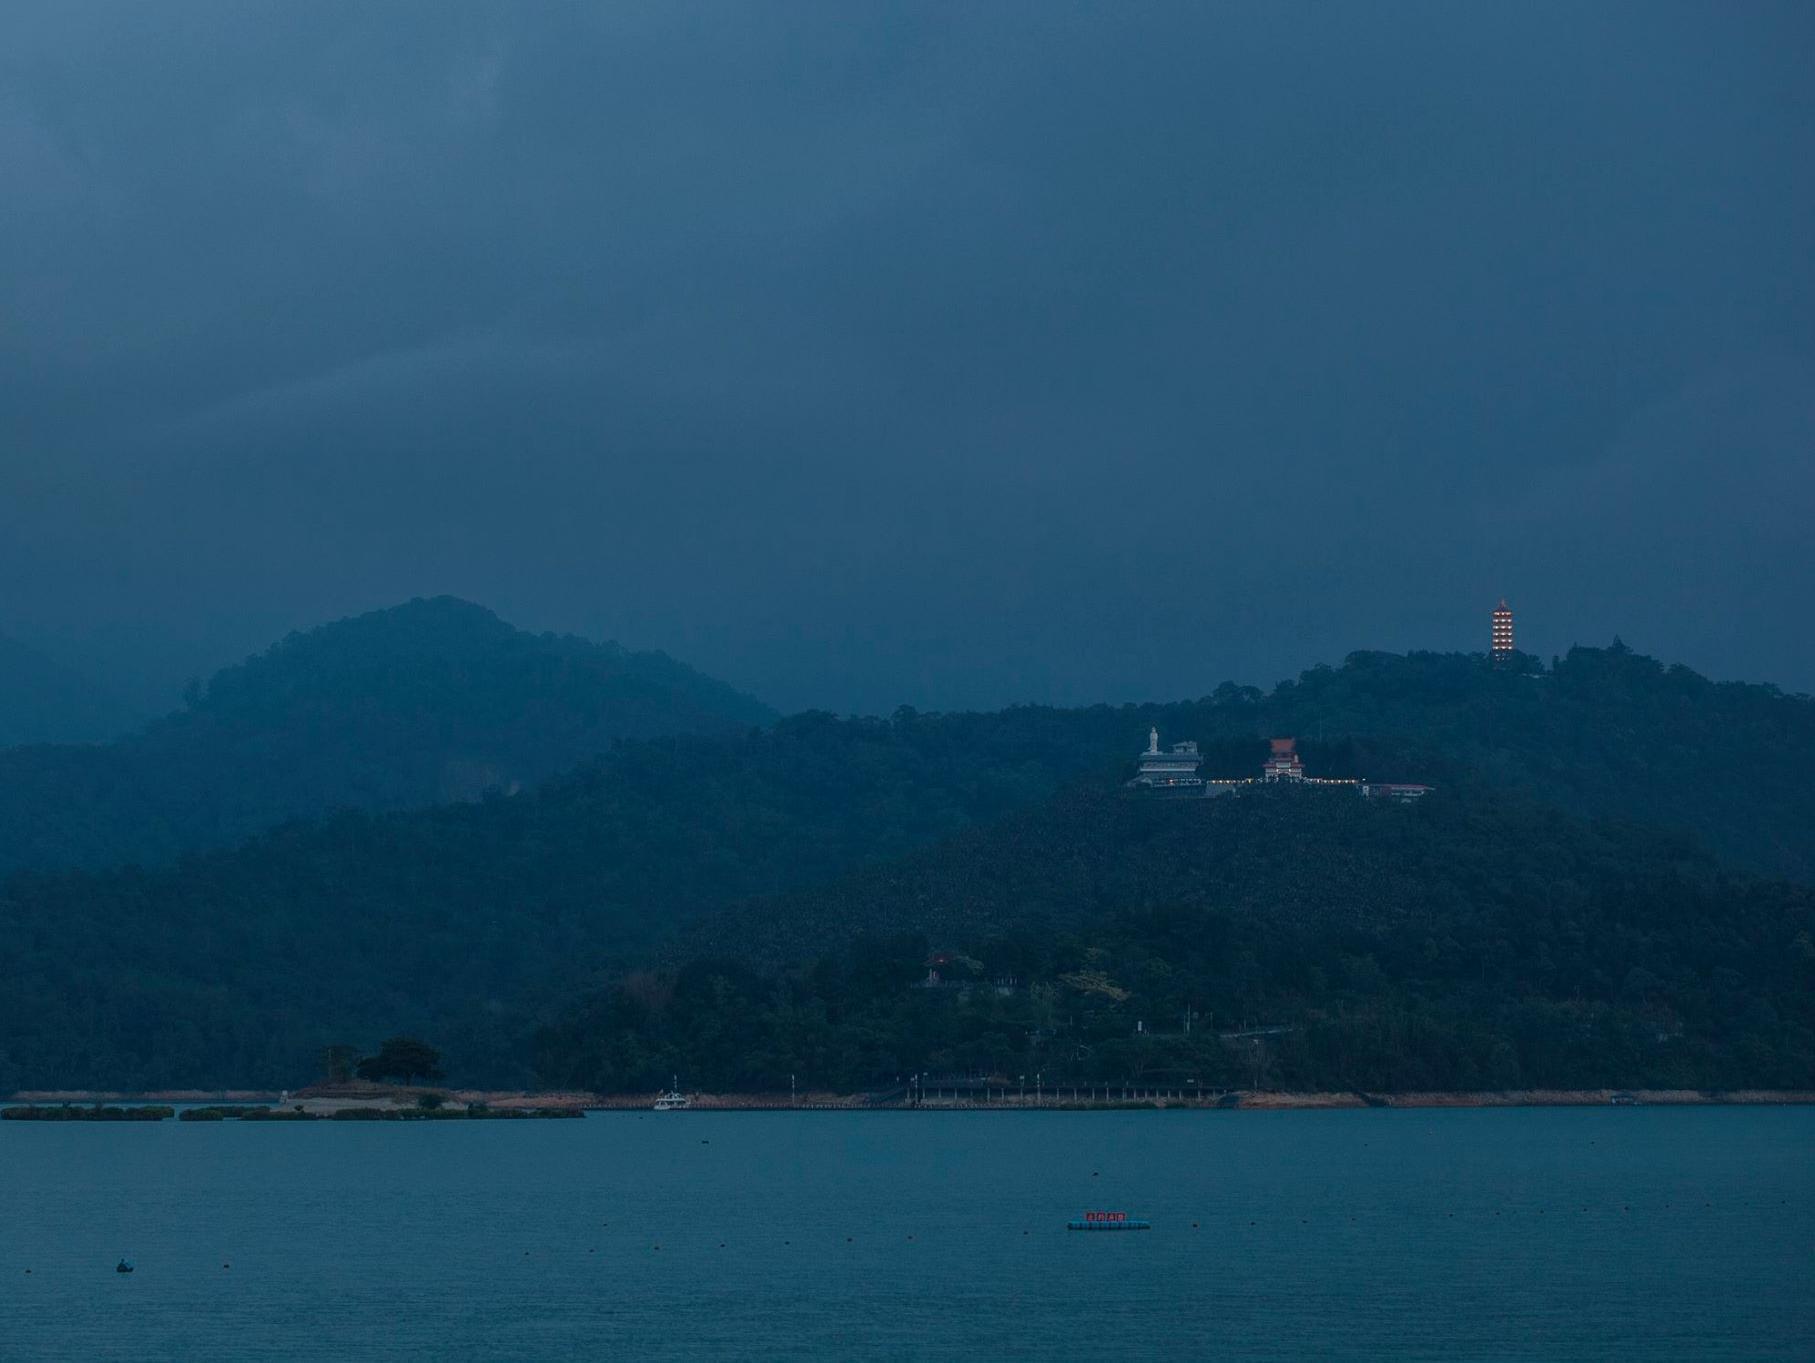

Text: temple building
xmin=1260 ymin=737 xmax=1305 ymax=782
xmin=1218 ymin=736 xmax=1372 ymax=793
xmin=1133 ymin=732 xmax=1431 ymax=802
xmin=1126 ymin=727 xmax=1205 ymax=795
xmin=1491 ymin=598 xmax=1515 ymax=666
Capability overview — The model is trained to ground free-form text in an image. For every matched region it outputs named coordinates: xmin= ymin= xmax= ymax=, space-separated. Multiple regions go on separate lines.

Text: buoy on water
xmin=115 ymin=1259 xmax=134 ymax=1275
xmin=1067 ymin=1212 xmax=1151 ymax=1232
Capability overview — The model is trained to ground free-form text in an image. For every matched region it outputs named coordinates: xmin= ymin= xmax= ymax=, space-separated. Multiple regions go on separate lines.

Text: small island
xmin=2 ymin=1039 xmax=582 ymax=1121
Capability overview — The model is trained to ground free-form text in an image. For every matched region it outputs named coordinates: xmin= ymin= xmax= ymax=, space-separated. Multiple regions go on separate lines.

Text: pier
xmin=907 ymin=1076 xmax=1228 ymax=1108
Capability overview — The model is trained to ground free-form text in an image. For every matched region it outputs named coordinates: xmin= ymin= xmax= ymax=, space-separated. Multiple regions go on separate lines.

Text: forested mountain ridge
xmin=0 ymin=597 xmax=773 ymax=876
xmin=0 ymin=713 xmax=1095 ymax=1090
xmin=1241 ymin=645 xmax=1814 ymax=882
xmin=540 ymin=783 xmax=1815 ymax=1095
xmin=3 ymin=631 xmax=1806 ymax=883
xmin=1 ymin=641 xmax=1811 ymax=1092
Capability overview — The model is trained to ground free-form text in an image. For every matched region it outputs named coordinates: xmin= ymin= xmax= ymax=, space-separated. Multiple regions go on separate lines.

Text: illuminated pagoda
xmin=1491 ymin=598 xmax=1515 ymax=666
xmin=1126 ymin=727 xmax=1205 ymax=795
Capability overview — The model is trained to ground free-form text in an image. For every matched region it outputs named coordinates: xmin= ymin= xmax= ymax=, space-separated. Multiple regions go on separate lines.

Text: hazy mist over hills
xmin=0 ymin=596 xmax=771 ymax=876
xmin=0 ymin=631 xmax=145 ymax=746
xmin=5 ymin=11 xmax=1812 ymax=1362
xmin=0 ymin=4 xmax=1809 ymax=1095
xmin=3 ymin=5 xmax=1812 ymax=713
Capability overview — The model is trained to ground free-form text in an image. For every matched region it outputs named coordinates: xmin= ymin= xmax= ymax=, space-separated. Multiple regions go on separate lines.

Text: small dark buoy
xmin=653 ymin=1245 xmax=660 ymax=1251
xmin=719 ymin=1242 xmax=726 ymax=1248
xmin=1191 ymin=1222 xmax=1199 ymax=1228
xmin=222 ymin=1263 xmax=230 ymax=1270
xmin=115 ymin=1259 xmax=134 ymax=1275
xmin=846 ymin=1237 xmax=853 ymax=1242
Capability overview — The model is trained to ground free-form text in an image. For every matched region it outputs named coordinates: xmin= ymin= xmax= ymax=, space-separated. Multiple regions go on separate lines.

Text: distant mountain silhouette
xmin=1 ymin=645 xmax=1811 ymax=1092
xmin=0 ymin=596 xmax=773 ymax=875
xmin=0 ymin=632 xmax=144 ymax=746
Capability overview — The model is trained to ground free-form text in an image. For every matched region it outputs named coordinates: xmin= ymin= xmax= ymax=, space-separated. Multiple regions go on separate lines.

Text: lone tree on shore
xmin=356 ymin=1037 xmax=444 ymax=1086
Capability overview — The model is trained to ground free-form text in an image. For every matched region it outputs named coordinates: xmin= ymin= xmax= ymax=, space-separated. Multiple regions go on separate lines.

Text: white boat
xmin=653 ymin=1078 xmax=690 ymax=1111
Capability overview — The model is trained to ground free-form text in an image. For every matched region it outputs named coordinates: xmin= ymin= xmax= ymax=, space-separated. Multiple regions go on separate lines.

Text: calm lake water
xmin=1 ymin=1107 xmax=1810 ymax=1361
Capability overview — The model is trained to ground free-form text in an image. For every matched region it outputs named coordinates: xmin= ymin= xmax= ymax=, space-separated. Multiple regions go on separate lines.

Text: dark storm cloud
xmin=3 ymin=2 xmax=1811 ymax=712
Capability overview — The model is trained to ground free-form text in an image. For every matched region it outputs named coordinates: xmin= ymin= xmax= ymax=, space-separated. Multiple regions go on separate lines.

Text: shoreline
xmin=9 ymin=1087 xmax=1813 ymax=1112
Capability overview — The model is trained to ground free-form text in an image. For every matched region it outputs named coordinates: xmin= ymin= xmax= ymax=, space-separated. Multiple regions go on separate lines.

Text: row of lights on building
xmin=1492 ymin=598 xmax=1516 ymax=666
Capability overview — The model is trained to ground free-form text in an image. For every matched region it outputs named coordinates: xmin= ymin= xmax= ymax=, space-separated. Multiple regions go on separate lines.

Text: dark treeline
xmin=537 ymin=786 xmax=1815 ymax=1094
xmin=2 ymin=623 xmax=1810 ymax=888
xmin=0 ymin=596 xmax=773 ymax=877
xmin=0 ymin=642 xmax=1810 ymax=1092
xmin=1248 ymin=644 xmax=1815 ymax=882
xmin=0 ymin=707 xmax=1114 ymax=1091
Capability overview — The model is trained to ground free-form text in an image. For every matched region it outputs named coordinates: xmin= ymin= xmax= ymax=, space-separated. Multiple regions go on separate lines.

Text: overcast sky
xmin=3 ymin=2 xmax=1811 ymax=714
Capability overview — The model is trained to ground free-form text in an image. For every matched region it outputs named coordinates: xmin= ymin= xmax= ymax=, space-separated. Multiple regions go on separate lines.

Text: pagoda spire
xmin=1491 ymin=598 xmax=1515 ymax=664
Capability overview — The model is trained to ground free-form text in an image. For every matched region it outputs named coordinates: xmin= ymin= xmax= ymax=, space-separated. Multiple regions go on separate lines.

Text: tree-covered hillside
xmin=538 ymin=784 xmax=1815 ymax=1095
xmin=0 ymin=597 xmax=773 ymax=876
xmin=1243 ymin=645 xmax=1815 ymax=882
xmin=1 ymin=642 xmax=1810 ymax=1092
xmin=0 ymin=711 xmax=1100 ymax=1090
